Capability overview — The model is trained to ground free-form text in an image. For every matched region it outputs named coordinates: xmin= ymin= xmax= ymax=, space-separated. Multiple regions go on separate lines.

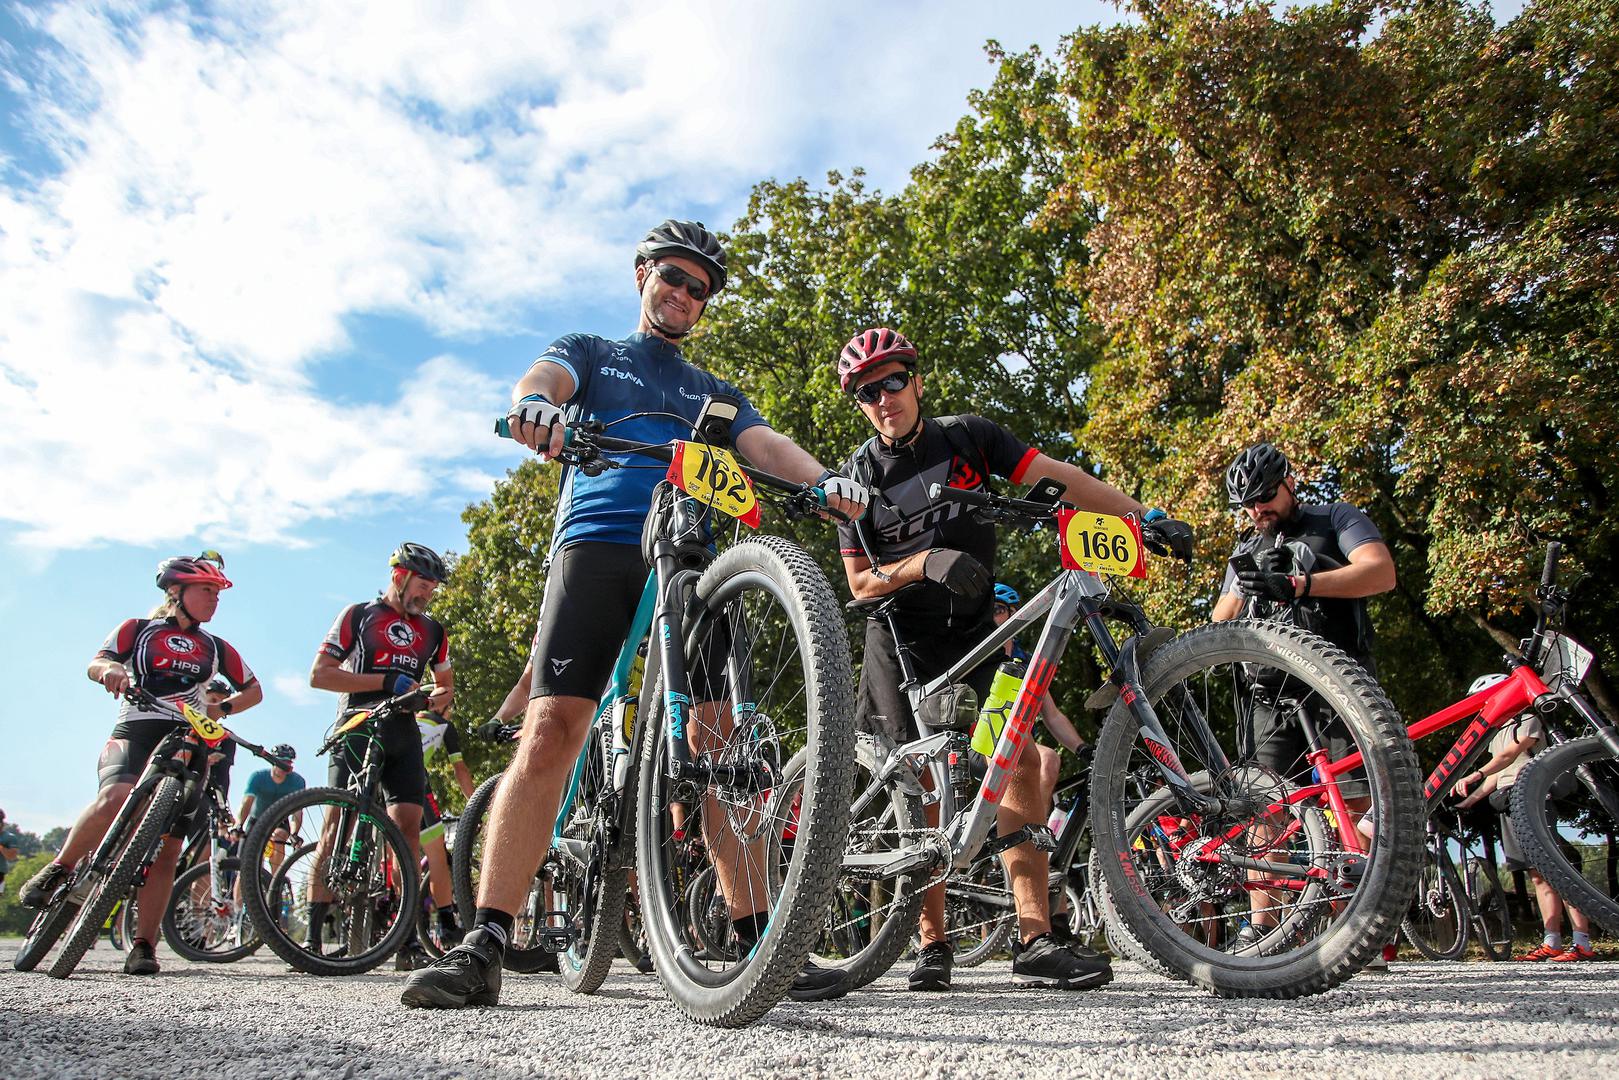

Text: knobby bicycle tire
xmin=241 ymin=787 xmax=419 ymax=975
xmin=1088 ymin=846 xmax=1177 ymax=979
xmin=1464 ymin=853 xmax=1514 ymax=962
xmin=636 ymin=536 xmax=857 ymax=1026
xmin=1091 ymin=620 xmax=1423 ymax=998
xmin=804 ymin=736 xmax=926 ymax=991
xmin=1510 ymin=735 xmax=1619 ymax=934
xmin=50 ymin=778 xmax=182 ymax=979
xmin=1402 ymin=841 xmax=1468 ymax=961
xmin=557 ymin=728 xmax=640 ymax=995
xmin=163 ymin=859 xmax=262 ymax=963
xmin=15 ymin=893 xmax=84 ymax=972
xmin=449 ymin=770 xmax=555 ymax=972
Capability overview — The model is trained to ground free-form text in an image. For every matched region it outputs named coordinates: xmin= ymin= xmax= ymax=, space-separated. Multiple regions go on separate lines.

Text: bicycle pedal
xmin=538 ymin=927 xmax=577 ymax=953
xmin=1027 ymin=825 xmax=1057 ymax=852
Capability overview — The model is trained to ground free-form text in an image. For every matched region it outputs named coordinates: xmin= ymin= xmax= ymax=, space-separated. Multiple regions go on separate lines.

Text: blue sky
xmin=0 ymin=0 xmax=1526 ymax=834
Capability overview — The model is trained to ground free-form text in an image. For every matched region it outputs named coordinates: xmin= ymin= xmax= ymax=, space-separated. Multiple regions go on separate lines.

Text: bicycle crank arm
xmin=980 ymin=823 xmax=1057 ymax=858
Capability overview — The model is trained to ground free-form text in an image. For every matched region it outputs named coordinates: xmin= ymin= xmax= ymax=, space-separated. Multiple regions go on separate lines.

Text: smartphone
xmin=1228 ymin=551 xmax=1260 ymax=576
xmin=1024 ymin=477 xmax=1068 ymax=506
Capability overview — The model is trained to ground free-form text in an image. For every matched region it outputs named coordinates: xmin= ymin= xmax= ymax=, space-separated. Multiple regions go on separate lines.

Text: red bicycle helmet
xmin=837 ymin=328 xmax=918 ymax=393
xmin=156 ymin=553 xmax=233 ymax=591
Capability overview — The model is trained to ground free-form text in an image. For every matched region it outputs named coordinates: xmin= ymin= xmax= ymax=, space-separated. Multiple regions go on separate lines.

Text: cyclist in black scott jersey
xmin=404 ymin=220 xmax=871 ymax=1009
xmin=21 ymin=553 xmax=262 ymax=975
xmin=309 ymin=542 xmax=453 ymax=967
xmin=834 ymin=327 xmax=1193 ymax=993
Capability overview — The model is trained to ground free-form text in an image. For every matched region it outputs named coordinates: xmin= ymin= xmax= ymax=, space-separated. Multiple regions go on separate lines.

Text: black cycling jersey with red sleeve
xmin=318 ymin=600 xmax=450 ymax=716
xmin=97 ymin=617 xmax=256 ymax=727
xmin=837 ymin=415 xmax=1037 ymax=630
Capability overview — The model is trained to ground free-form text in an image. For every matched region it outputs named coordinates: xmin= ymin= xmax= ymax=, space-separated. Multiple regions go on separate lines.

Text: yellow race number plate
xmin=667 ymin=442 xmax=762 ymax=527
xmin=1057 ymin=510 xmax=1147 ymax=579
xmin=181 ymin=702 xmax=230 ymax=747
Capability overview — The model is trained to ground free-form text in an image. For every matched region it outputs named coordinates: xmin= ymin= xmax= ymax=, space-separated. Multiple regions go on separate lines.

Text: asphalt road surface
xmin=3 ymin=939 xmax=1615 ymax=1079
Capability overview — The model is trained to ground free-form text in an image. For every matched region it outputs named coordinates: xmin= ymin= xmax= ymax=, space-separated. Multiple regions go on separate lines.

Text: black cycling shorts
xmin=856 ymin=617 xmax=1000 ymax=748
xmin=530 ymin=541 xmax=730 ymax=704
xmin=327 ymin=715 xmax=428 ymax=808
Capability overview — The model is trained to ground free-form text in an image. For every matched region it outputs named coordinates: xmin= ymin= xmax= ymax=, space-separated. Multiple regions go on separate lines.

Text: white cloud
xmin=269 ymin=671 xmax=322 ymax=708
xmin=1 ymin=0 xmax=1101 ymax=548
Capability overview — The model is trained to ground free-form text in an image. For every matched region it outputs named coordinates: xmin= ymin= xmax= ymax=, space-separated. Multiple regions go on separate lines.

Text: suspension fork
xmin=650 ymin=543 xmax=700 ymax=788
xmin=1083 ymin=588 xmax=1222 ymax=817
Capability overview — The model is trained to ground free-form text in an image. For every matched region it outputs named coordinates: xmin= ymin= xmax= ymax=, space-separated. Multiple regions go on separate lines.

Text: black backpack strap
xmin=935 ymin=415 xmax=992 ymax=488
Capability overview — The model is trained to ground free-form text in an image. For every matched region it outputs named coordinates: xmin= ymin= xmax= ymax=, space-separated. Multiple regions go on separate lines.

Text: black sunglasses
xmin=650 ymin=262 xmax=711 ymax=302
xmin=851 ymin=370 xmax=913 ymax=404
xmin=1237 ymin=485 xmax=1281 ymax=509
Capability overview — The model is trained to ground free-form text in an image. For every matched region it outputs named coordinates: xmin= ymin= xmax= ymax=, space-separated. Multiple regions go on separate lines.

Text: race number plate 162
xmin=1057 ymin=510 xmax=1146 ymax=579
xmin=668 ymin=442 xmax=762 ymax=528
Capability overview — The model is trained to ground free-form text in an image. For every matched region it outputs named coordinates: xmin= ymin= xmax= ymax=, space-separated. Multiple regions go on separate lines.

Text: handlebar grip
xmin=927 ymin=482 xmax=993 ymax=507
xmin=1542 ymin=542 xmax=1562 ymax=587
xmin=494 ymin=416 xmax=512 ymax=439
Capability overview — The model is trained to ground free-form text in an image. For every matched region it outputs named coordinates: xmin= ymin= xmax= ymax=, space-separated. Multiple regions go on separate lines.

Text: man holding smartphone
xmin=1212 ymin=443 xmax=1397 ymax=953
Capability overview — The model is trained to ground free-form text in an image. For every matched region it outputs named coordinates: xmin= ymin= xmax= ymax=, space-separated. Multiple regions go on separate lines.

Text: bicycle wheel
xmin=449 ymin=770 xmax=555 ymax=972
xmin=636 ymin=536 xmax=857 ymax=1026
xmin=555 ymin=735 xmax=638 ymax=994
xmin=15 ymin=887 xmax=84 ymax=972
xmin=451 ymin=772 xmax=498 ymax=926
xmin=799 ymin=734 xmax=926 ymax=991
xmin=50 ymin=778 xmax=182 ymax=979
xmin=1091 ymin=620 xmax=1423 ymax=998
xmin=264 ymin=842 xmax=317 ymax=947
xmin=945 ymin=856 xmax=1018 ymax=967
xmin=1510 ymin=735 xmax=1619 ymax=934
xmin=1088 ymin=846 xmax=1176 ymax=978
xmin=240 ymin=787 xmax=419 ymax=975
xmin=162 ymin=859 xmax=261 ymax=962
xmin=1402 ymin=839 xmax=1468 ymax=961
xmin=1463 ymin=849 xmax=1515 ymax=961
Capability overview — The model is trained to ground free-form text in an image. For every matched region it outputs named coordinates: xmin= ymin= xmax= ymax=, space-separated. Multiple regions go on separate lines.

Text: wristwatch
xmin=218 ymin=700 xmax=235 ymax=715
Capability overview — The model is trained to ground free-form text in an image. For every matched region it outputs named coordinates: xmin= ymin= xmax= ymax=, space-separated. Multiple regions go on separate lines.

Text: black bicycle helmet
xmin=635 ymin=219 xmax=727 ymax=295
xmin=1225 ymin=443 xmax=1291 ymax=507
xmin=206 ymin=677 xmax=231 ymax=695
xmin=389 ymin=542 xmax=447 ymax=582
xmin=270 ymin=743 xmax=296 ymax=763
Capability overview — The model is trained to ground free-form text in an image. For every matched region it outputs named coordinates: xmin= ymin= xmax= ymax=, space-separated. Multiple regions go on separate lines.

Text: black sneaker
xmin=1011 ymin=933 xmax=1113 ymax=990
xmin=395 ymin=941 xmax=431 ymax=971
xmin=788 ymin=960 xmax=850 ymax=1002
xmin=502 ymin=947 xmax=558 ymax=975
xmin=634 ymin=951 xmax=654 ymax=974
xmin=124 ymin=939 xmax=160 ymax=976
xmin=401 ymin=927 xmax=504 ymax=1009
xmin=20 ymin=862 xmax=68 ymax=908
xmin=909 ymin=941 xmax=953 ymax=991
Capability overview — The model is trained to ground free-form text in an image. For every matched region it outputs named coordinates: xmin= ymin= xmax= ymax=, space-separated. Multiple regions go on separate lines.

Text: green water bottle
xmin=971 ymin=660 xmax=1026 ymax=756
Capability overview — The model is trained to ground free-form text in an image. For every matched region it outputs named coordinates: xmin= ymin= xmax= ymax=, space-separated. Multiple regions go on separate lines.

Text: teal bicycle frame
xmin=552 ymin=572 xmax=658 ymax=843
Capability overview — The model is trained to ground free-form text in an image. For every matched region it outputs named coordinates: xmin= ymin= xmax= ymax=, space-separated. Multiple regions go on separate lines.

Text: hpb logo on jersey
xmin=165 ymin=635 xmax=198 ymax=654
xmin=386 ymin=622 xmax=417 ymax=648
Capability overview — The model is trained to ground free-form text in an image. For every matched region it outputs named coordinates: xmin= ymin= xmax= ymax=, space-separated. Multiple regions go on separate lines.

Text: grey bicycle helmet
xmin=269 ymin=743 xmax=296 ymax=763
xmin=389 ymin=542 xmax=447 ymax=582
xmin=635 ymin=219 xmax=727 ymax=295
xmin=1225 ymin=443 xmax=1291 ymax=508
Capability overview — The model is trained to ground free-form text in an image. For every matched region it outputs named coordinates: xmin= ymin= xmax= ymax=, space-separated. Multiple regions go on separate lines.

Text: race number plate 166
xmin=1057 ymin=510 xmax=1146 ymax=579
xmin=668 ymin=442 xmax=762 ymax=528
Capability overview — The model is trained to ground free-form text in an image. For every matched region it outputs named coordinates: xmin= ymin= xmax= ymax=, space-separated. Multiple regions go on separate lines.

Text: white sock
xmin=1572 ymin=931 xmax=1591 ymax=951
xmin=1543 ymin=931 xmax=1563 ymax=949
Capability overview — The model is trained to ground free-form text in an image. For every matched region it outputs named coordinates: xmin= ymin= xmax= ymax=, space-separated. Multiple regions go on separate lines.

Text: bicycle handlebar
xmin=1541 ymin=541 xmax=1562 ymax=589
xmin=495 ymin=415 xmax=853 ymax=524
xmin=121 ymin=684 xmax=288 ymax=767
xmin=927 ymin=482 xmax=1070 ymax=522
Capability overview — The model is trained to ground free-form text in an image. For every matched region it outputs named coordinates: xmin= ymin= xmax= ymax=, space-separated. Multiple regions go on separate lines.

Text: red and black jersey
xmin=319 ymin=600 xmax=450 ymax=716
xmin=97 ymin=617 xmax=256 ymax=725
xmin=836 ymin=415 xmax=1036 ymax=630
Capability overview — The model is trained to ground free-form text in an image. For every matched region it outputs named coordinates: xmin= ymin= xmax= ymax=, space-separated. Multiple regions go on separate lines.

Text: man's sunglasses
xmin=1236 ymin=485 xmax=1281 ymax=509
xmin=851 ymin=370 xmax=913 ymax=404
xmin=649 ymin=262 xmax=711 ymax=303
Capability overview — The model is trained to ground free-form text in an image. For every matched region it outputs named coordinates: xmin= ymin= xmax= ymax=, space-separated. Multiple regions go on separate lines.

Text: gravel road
xmin=3 ymin=939 xmax=1615 ymax=1079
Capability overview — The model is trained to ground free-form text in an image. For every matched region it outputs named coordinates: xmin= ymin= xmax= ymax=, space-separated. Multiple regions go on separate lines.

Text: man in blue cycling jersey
xmin=403 ymin=220 xmax=871 ymax=1008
